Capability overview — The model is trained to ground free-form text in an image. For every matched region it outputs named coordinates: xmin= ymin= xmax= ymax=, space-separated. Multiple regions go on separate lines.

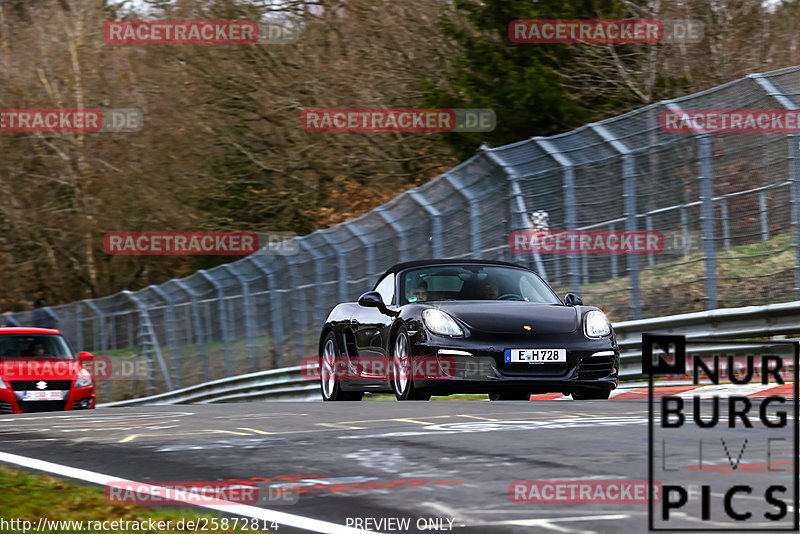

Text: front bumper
xmin=0 ymin=385 xmax=96 ymax=414
xmin=408 ymin=330 xmax=619 ymax=395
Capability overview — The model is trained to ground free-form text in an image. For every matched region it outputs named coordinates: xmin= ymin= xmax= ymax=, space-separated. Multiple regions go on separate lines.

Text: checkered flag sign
xmin=530 ymin=210 xmax=549 ymax=230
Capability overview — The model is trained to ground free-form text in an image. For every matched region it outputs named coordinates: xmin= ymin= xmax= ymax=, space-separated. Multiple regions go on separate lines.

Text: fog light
xmin=73 ymin=398 xmax=92 ymax=410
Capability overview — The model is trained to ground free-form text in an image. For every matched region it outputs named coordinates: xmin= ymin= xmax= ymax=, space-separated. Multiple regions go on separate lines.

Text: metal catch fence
xmin=7 ymin=65 xmax=800 ymax=402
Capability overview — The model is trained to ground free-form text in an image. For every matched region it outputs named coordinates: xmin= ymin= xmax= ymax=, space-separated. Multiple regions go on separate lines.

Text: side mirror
xmin=564 ymin=293 xmax=583 ymax=306
xmin=78 ymin=351 xmax=94 ymax=365
xmin=358 ymin=291 xmax=385 ymax=309
xmin=357 ymin=291 xmax=397 ymax=316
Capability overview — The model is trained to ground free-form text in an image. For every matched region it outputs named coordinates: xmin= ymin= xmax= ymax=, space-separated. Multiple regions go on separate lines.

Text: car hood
xmin=427 ymin=301 xmax=579 ymax=335
xmin=0 ymin=360 xmax=82 ymax=381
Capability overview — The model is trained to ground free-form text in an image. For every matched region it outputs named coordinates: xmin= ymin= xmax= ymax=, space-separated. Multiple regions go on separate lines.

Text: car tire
xmin=571 ymin=388 xmax=611 ymax=400
xmin=391 ymin=327 xmax=431 ymax=401
xmin=488 ymin=392 xmax=531 ymax=401
xmin=320 ymin=332 xmax=363 ymax=401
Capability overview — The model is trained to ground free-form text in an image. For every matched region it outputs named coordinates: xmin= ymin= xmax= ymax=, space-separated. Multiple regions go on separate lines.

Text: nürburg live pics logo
xmin=644 ymin=334 xmax=799 ymax=531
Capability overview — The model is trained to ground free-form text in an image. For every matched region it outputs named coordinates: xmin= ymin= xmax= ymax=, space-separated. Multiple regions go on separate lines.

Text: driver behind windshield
xmin=479 ymin=279 xmax=499 ymax=300
xmin=407 ymin=281 xmax=428 ymax=302
xmin=24 ymin=342 xmax=46 ymax=356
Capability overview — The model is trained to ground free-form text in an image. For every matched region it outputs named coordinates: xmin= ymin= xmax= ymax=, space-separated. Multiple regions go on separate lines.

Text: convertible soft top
xmin=381 ymin=259 xmax=527 ymax=277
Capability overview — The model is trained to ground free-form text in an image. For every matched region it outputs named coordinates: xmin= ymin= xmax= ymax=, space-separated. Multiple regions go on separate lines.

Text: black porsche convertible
xmin=318 ymin=259 xmax=619 ymax=401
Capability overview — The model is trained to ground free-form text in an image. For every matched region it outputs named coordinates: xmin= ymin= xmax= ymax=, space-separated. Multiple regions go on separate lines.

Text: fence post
xmin=666 ymin=102 xmax=717 ymax=310
xmin=376 ymin=206 xmax=410 ymax=263
xmin=75 ymin=304 xmax=83 ymax=350
xmin=84 ymin=300 xmax=111 ymax=399
xmin=759 ymin=190 xmax=769 ymax=241
xmin=680 ymin=205 xmax=689 ymax=256
xmin=286 ymin=256 xmax=307 ymax=358
xmin=3 ymin=312 xmax=20 ymax=327
xmin=222 ymin=265 xmax=257 ymax=374
xmin=346 ymin=222 xmax=376 ymax=276
xmin=299 ymin=241 xmax=327 ymax=326
xmin=582 ymin=254 xmax=588 ymax=285
xmin=791 ymin=140 xmax=800 ymax=299
xmin=147 ymin=285 xmax=181 ymax=388
xmin=609 ymin=223 xmax=618 ymax=278
xmin=40 ymin=307 xmax=60 ymax=330
xmin=250 ymin=259 xmax=284 ymax=368
xmin=123 ymin=290 xmax=173 ymax=392
xmin=172 ymin=280 xmax=210 ymax=382
xmin=484 ymin=146 xmax=548 ymax=280
xmin=127 ymin=313 xmax=134 ymax=349
xmin=720 ymin=199 xmax=731 ymax=249
xmin=443 ymin=172 xmax=482 ymax=258
xmin=198 ymin=270 xmax=233 ymax=377
xmin=109 ymin=314 xmax=116 ymax=351
xmin=589 ymin=123 xmax=641 ymax=318
xmin=408 ymin=190 xmax=444 ymax=258
xmin=624 ymin=164 xmax=642 ymax=317
xmin=699 ymin=134 xmax=718 ymax=309
xmin=319 ymin=232 xmax=348 ymax=304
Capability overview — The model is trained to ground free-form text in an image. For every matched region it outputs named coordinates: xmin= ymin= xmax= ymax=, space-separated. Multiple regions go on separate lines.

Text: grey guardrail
xmin=100 ymin=301 xmax=800 ymax=407
xmin=99 ymin=364 xmax=319 ymax=407
xmin=614 ymin=300 xmax=800 ymax=380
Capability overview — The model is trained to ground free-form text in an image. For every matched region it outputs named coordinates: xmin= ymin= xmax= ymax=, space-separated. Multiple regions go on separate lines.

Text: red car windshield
xmin=0 ymin=334 xmax=74 ymax=360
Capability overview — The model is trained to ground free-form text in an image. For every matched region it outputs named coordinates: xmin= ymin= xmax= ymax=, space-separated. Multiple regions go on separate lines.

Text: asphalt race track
xmin=0 ymin=400 xmax=793 ymax=533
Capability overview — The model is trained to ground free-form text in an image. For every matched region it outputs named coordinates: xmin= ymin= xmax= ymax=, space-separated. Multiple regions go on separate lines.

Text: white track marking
xmin=213 ymin=413 xmax=308 ymax=420
xmin=0 ymin=412 xmax=195 ymax=423
xmin=478 ymin=513 xmax=630 ymax=533
xmin=0 ymin=439 xmax=58 ymax=443
xmin=0 ymin=451 xmax=381 ymax=534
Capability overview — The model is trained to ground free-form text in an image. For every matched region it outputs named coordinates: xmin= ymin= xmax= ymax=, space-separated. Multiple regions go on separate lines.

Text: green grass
xmin=561 ymin=231 xmax=798 ymax=322
xmin=0 ymin=466 xmax=270 ymax=533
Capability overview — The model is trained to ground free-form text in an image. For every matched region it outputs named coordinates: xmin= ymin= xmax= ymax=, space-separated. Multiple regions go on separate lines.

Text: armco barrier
xmin=614 ymin=300 xmax=800 ymax=379
xmin=99 ymin=301 xmax=800 ymax=406
xmin=99 ymin=365 xmax=318 ymax=406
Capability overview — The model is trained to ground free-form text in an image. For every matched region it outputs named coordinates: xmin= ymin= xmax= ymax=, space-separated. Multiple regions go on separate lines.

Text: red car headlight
xmin=74 ymin=369 xmax=92 ymax=388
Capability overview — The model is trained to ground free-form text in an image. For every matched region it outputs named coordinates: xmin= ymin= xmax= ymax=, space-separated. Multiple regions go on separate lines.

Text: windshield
xmin=401 ymin=264 xmax=560 ymax=304
xmin=0 ymin=334 xmax=74 ymax=360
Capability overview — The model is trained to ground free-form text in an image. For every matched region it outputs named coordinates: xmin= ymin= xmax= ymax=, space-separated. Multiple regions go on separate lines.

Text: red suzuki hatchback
xmin=0 ymin=327 xmax=96 ymax=414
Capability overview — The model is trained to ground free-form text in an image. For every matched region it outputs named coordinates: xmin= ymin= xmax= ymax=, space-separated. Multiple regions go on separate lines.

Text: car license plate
xmin=22 ymin=390 xmax=64 ymax=401
xmin=505 ymin=348 xmax=566 ymax=363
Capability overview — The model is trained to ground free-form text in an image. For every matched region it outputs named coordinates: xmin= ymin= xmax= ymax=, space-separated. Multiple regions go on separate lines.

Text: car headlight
xmin=422 ymin=309 xmax=465 ymax=337
xmin=0 ymin=377 xmax=7 ymax=390
xmin=75 ymin=368 xmax=92 ymax=388
xmin=584 ymin=310 xmax=611 ymax=338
